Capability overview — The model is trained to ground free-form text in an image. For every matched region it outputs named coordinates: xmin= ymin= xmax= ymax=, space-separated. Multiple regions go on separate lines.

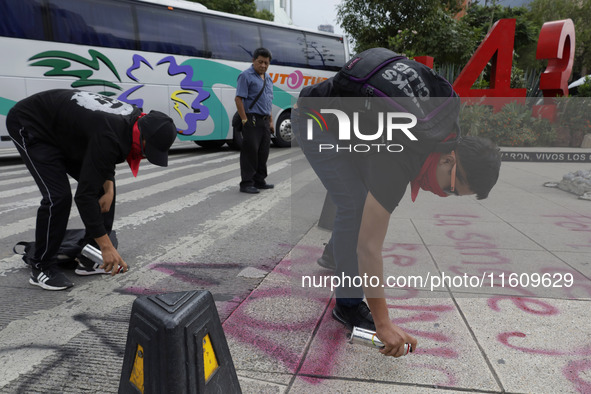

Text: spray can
xmin=82 ymin=244 xmax=103 ymax=265
xmin=349 ymin=326 xmax=411 ymax=355
xmin=81 ymin=244 xmax=124 ymax=273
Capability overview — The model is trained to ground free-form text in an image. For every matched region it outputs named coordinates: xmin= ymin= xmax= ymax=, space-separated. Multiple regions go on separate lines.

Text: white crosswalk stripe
xmin=0 ymin=146 xmax=324 ymax=389
xmin=0 ymin=148 xmax=312 ymax=268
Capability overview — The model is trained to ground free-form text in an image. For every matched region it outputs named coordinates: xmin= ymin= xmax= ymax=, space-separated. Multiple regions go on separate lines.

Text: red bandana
xmin=410 ymin=152 xmax=448 ymax=202
xmin=410 ymin=134 xmax=456 ymax=202
xmin=126 ymin=113 xmax=146 ymax=177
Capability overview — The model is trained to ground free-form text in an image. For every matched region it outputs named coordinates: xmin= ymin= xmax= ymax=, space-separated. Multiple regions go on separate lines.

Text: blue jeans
xmin=293 ymin=110 xmax=366 ymax=306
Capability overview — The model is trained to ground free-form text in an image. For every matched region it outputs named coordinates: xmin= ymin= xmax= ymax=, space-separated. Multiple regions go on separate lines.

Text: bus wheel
xmin=195 ymin=140 xmax=225 ymax=149
xmin=273 ymin=111 xmax=291 ymax=148
xmin=227 ymin=128 xmax=243 ymax=150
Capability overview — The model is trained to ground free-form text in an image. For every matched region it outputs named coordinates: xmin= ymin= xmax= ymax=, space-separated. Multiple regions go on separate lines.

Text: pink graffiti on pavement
xmin=379 ymin=242 xmax=463 ymax=385
xmin=498 ymin=333 xmax=591 ymax=357
xmin=296 ymin=298 xmax=351 ymax=378
xmin=433 ymin=214 xmax=479 ymax=226
xmin=544 ymin=213 xmax=591 ymax=394
xmin=222 ymin=251 xmax=345 ymax=384
xmin=434 ymin=212 xmax=591 ymax=393
xmin=539 ymin=266 xmax=591 ymax=299
xmin=382 ymin=243 xmax=420 ymax=267
xmin=498 ymin=332 xmax=565 ymax=356
xmin=563 ymin=359 xmax=591 ymax=394
xmin=487 ymin=293 xmax=559 ymax=316
xmin=543 ymin=214 xmax=591 ymax=249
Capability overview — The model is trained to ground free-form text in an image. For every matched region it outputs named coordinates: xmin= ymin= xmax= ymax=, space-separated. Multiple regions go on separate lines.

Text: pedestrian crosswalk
xmin=0 ymin=146 xmax=327 ymax=393
xmin=0 ymin=147 xmax=322 ymax=275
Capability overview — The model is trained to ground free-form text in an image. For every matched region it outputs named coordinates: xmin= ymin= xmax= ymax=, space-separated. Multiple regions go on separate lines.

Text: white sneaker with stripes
xmin=29 ymin=267 xmax=74 ymax=291
xmin=74 ymin=255 xmax=107 ymax=276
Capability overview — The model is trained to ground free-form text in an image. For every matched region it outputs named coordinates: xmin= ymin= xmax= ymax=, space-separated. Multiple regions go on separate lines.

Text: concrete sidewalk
xmin=1 ymin=146 xmax=590 ymax=393
xmin=225 ymin=156 xmax=591 ymax=393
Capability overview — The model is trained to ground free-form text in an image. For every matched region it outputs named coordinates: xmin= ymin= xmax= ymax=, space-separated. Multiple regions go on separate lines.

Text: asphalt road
xmin=0 ymin=143 xmax=325 ymax=393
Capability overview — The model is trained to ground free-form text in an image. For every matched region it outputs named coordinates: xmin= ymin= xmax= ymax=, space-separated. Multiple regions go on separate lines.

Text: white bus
xmin=0 ymin=0 xmax=348 ymax=151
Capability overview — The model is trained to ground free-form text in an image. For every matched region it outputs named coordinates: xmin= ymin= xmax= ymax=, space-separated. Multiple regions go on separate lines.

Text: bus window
xmin=136 ymin=4 xmax=209 ymax=58
xmin=204 ymin=16 xmax=261 ymax=62
xmin=0 ymin=0 xmax=45 ymax=40
xmin=260 ymin=26 xmax=308 ymax=68
xmin=48 ymin=0 xmax=136 ymax=49
xmin=305 ymin=33 xmax=346 ymax=71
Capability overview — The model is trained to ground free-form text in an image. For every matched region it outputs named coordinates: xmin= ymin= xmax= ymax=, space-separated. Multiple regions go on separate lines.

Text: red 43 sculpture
xmin=415 ymin=18 xmax=576 ymax=121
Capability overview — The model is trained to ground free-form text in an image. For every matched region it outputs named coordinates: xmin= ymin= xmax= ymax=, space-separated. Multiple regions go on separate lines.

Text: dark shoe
xmin=255 ymin=183 xmax=274 ymax=189
xmin=332 ymin=301 xmax=375 ymax=331
xmin=29 ymin=266 xmax=74 ymax=291
xmin=74 ymin=254 xmax=108 ymax=276
xmin=240 ymin=186 xmax=260 ymax=194
xmin=317 ymin=244 xmax=335 ymax=270
xmin=317 ymin=255 xmax=336 ymax=270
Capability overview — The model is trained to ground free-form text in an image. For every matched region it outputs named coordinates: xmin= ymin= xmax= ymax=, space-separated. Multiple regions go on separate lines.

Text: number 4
xmin=453 ymin=19 xmax=526 ymax=110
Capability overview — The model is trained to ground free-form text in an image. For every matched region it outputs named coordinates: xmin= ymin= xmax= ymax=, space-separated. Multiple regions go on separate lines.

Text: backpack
xmin=13 ymin=229 xmax=118 ymax=269
xmin=333 ymin=47 xmax=461 ymax=151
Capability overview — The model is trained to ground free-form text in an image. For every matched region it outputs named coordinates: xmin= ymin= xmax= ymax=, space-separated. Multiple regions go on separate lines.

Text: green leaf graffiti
xmin=29 ymin=49 xmax=122 ymax=91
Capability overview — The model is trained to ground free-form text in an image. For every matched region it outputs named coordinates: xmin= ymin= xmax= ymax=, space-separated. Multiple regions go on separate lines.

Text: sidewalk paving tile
xmin=429 ymin=246 xmax=591 ymax=299
xmin=412 ymin=218 xmax=543 ymax=251
xmin=289 ymin=378 xmax=470 ymax=393
xmin=456 ymin=297 xmax=591 ymax=393
xmin=511 ymin=218 xmax=591 ymax=253
xmin=554 ymin=251 xmax=591 ymax=279
xmin=299 ymin=294 xmax=500 ymax=392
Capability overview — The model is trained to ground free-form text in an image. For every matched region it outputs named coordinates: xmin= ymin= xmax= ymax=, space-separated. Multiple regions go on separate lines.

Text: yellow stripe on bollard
xmin=202 ymin=334 xmax=219 ymax=382
xmin=129 ymin=344 xmax=145 ymax=393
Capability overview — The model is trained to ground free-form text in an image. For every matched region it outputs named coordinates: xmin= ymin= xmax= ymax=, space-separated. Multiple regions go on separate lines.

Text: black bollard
xmin=119 ymin=290 xmax=241 ymax=394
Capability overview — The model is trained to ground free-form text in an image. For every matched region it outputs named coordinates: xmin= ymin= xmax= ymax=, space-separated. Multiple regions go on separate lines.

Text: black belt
xmin=246 ymin=113 xmax=269 ymax=120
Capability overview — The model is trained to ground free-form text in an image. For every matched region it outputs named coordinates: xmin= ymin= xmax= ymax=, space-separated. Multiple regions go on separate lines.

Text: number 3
xmin=534 ymin=19 xmax=576 ymax=121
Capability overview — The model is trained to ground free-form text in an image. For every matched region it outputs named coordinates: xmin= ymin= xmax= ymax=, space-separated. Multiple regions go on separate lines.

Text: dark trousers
xmin=292 ymin=109 xmax=366 ymax=305
xmin=240 ymin=114 xmax=270 ymax=188
xmin=7 ymin=114 xmax=115 ymax=269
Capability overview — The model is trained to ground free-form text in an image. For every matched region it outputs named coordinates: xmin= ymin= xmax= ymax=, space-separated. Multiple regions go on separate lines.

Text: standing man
xmin=235 ymin=47 xmax=275 ymax=194
xmin=6 ymin=89 xmax=178 ymax=290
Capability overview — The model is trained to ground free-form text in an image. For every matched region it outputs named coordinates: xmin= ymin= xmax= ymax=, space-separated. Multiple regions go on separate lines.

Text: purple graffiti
xmin=158 ymin=56 xmax=210 ymax=135
xmin=118 ymin=85 xmax=144 ymax=108
xmin=126 ymin=54 xmax=153 ymax=82
xmin=119 ymin=55 xmax=211 ymax=135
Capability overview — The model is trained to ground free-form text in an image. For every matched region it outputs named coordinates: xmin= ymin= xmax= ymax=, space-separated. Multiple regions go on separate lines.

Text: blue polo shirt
xmin=236 ymin=65 xmax=273 ymax=116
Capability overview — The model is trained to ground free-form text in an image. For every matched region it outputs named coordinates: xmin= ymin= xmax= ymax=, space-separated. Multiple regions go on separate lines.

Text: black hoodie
xmin=9 ymin=89 xmax=142 ymax=238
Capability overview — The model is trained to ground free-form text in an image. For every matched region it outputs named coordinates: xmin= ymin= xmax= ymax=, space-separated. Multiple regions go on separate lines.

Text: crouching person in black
xmin=6 ymin=89 xmax=177 ymax=290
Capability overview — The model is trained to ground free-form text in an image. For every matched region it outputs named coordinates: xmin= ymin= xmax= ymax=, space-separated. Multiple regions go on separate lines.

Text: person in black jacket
xmin=6 ymin=89 xmax=177 ymax=290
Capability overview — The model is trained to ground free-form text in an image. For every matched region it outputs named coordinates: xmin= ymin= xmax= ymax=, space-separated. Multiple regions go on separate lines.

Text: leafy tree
xmin=576 ymin=76 xmax=591 ymax=97
xmin=336 ymin=0 xmax=478 ymax=63
xmin=526 ymin=0 xmax=591 ymax=79
xmin=462 ymin=2 xmax=539 ymax=72
xmin=335 ymin=0 xmax=588 ymax=74
xmin=189 ymin=0 xmax=274 ymax=21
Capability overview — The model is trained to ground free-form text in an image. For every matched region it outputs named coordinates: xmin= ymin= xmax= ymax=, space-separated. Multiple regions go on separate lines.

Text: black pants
xmin=240 ymin=114 xmax=271 ymax=188
xmin=7 ymin=115 xmax=115 ymax=269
